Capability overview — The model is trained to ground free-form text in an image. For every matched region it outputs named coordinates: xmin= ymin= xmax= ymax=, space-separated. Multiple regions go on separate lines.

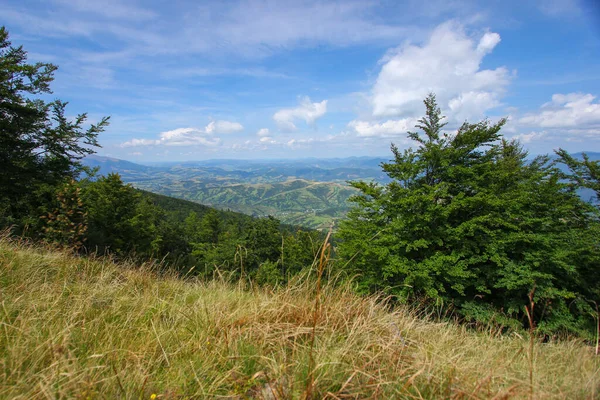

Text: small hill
xmin=1 ymin=237 xmax=598 ymax=398
xmin=138 ymin=189 xmax=304 ymax=234
xmin=138 ymin=189 xmax=252 ymax=225
xmin=150 ymin=179 xmax=358 ymax=230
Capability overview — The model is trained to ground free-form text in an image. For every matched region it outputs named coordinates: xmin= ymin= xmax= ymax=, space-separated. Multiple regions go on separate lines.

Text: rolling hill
xmin=138 ymin=179 xmax=358 ymax=230
xmin=84 ymin=152 xmax=600 ymax=229
xmin=83 ymin=156 xmax=372 ymax=229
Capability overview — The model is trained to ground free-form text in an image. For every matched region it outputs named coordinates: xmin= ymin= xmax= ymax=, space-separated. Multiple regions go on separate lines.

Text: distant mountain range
xmin=83 ymin=152 xmax=600 ymax=229
xmin=83 ymin=155 xmax=388 ymax=229
xmin=84 ymin=155 xmax=391 ymax=184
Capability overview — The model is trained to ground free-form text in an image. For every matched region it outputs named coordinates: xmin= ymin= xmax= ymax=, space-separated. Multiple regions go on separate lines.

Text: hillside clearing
xmin=0 ymin=238 xmax=598 ymax=399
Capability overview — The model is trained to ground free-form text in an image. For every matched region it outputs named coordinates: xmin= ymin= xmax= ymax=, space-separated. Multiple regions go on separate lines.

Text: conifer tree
xmin=338 ymin=94 xmax=600 ymax=336
xmin=0 ymin=26 xmax=109 ymax=228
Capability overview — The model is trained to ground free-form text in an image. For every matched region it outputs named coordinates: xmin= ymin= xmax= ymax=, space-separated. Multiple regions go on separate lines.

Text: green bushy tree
xmin=337 ymin=94 xmax=600 ymax=337
xmin=282 ymin=229 xmax=321 ymax=277
xmin=0 ymin=27 xmax=109 ymax=229
xmin=82 ymin=174 xmax=159 ymax=257
xmin=40 ymin=180 xmax=87 ymax=250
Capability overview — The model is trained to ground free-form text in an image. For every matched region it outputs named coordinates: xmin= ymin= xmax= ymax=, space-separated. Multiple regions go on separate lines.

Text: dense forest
xmin=2 ymin=25 xmax=600 ymax=340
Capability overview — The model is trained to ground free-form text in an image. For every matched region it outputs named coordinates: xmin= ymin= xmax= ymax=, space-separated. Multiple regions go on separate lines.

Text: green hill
xmin=137 ymin=179 xmax=358 ymax=230
xmin=1 ymin=238 xmax=598 ymax=398
xmin=82 ymin=156 xmax=372 ymax=229
xmin=138 ymin=189 xmax=252 ymax=225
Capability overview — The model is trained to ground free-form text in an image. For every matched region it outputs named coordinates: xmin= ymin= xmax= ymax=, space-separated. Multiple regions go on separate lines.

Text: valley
xmin=84 ymin=152 xmax=600 ymax=229
xmin=83 ymin=155 xmax=389 ymax=229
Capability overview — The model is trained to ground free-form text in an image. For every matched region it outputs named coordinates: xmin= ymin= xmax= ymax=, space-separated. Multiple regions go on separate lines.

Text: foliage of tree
xmin=40 ymin=180 xmax=87 ymax=250
xmin=337 ymin=94 xmax=600 ymax=337
xmin=556 ymin=148 xmax=600 ymax=201
xmin=81 ymin=174 xmax=159 ymax=257
xmin=0 ymin=27 xmax=109 ymax=229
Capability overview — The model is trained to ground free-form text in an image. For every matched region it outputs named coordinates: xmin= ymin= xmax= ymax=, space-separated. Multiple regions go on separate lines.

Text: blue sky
xmin=2 ymin=0 xmax=600 ymax=161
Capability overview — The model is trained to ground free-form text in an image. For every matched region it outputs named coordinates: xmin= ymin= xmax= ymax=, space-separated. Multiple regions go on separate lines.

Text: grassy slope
xmin=1 ymin=238 xmax=599 ymax=399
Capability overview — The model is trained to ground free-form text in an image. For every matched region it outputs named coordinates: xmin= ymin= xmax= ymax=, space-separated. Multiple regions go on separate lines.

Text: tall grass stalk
xmin=524 ymin=286 xmax=536 ymax=400
xmin=305 ymin=228 xmax=331 ymax=400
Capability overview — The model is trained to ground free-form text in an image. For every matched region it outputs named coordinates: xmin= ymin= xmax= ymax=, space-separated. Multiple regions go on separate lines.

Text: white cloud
xmin=257 ymin=128 xmax=270 ymax=137
xmin=519 ymin=93 xmax=600 ymax=129
xmin=205 ymin=120 xmax=244 ymax=134
xmin=156 ymin=127 xmax=221 ymax=147
xmin=286 ymin=132 xmax=349 ymax=148
xmin=120 ymin=127 xmax=221 ymax=147
xmin=259 ymin=136 xmax=276 ymax=144
xmin=371 ymin=22 xmax=510 ymax=122
xmin=120 ymin=119 xmax=243 ymax=148
xmin=287 ymin=138 xmax=315 ymax=148
xmin=448 ymin=91 xmax=500 ymax=122
xmin=273 ymin=96 xmax=328 ymax=131
xmin=120 ymin=138 xmax=157 ymax=147
xmin=348 ymin=119 xmax=416 ymax=137
xmin=512 ymin=131 xmax=548 ymax=143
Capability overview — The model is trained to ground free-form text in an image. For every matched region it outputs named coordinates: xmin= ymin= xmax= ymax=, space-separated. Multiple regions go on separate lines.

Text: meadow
xmin=1 ymin=236 xmax=598 ymax=399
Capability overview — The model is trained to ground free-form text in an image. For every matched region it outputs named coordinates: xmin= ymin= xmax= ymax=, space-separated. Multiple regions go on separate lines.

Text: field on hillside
xmin=1 ymin=238 xmax=599 ymax=399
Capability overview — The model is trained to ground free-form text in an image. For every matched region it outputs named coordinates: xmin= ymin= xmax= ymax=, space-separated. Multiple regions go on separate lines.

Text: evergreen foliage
xmin=40 ymin=180 xmax=87 ymax=250
xmin=337 ymin=94 xmax=600 ymax=337
xmin=77 ymin=174 xmax=321 ymax=282
xmin=0 ymin=27 xmax=108 ymax=229
xmin=81 ymin=173 xmax=159 ymax=258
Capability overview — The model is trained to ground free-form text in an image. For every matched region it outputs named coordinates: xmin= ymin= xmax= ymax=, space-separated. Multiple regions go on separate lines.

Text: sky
xmin=2 ymin=0 xmax=600 ymax=161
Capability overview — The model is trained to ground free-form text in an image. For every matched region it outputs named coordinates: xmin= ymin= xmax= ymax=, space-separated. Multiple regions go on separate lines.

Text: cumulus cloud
xmin=120 ymin=127 xmax=221 ymax=147
xmin=371 ymin=22 xmax=510 ymax=122
xmin=519 ymin=93 xmax=600 ymax=129
xmin=120 ymin=120 xmax=242 ymax=147
xmin=257 ymin=128 xmax=270 ymax=137
xmin=348 ymin=118 xmax=416 ymax=137
xmin=273 ymin=96 xmax=328 ymax=131
xmin=205 ymin=120 xmax=244 ymax=134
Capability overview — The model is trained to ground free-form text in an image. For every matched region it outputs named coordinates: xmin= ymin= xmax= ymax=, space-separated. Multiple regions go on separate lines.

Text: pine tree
xmin=337 ymin=94 xmax=600 ymax=336
xmin=0 ymin=26 xmax=109 ymax=229
xmin=41 ymin=180 xmax=87 ymax=250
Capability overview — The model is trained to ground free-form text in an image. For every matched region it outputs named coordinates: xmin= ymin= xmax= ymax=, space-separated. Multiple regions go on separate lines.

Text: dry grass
xmin=1 ymin=237 xmax=599 ymax=399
